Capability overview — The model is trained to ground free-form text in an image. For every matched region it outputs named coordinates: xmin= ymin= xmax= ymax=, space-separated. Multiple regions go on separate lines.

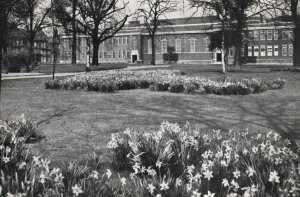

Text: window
xmin=254 ymin=45 xmax=259 ymax=56
xmin=119 ymin=37 xmax=122 ymax=45
xmin=133 ymin=36 xmax=137 ymax=49
xmin=99 ymin=50 xmax=102 ymax=59
xmin=260 ymin=45 xmax=266 ymax=56
xmin=204 ymin=37 xmax=210 ymax=51
xmin=289 ymin=44 xmax=293 ymax=56
xmin=108 ymin=51 xmax=112 ymax=59
xmin=124 ymin=36 xmax=128 ymax=45
xmin=241 ymin=47 xmax=245 ymax=57
xmin=260 ymin=30 xmax=265 ymax=41
xmin=282 ymin=30 xmax=289 ymax=40
xmin=189 ymin=37 xmax=196 ymax=53
xmin=274 ymin=45 xmax=279 ymax=56
xmin=229 ymin=48 xmax=234 ymax=57
xmin=103 ymin=51 xmax=107 ymax=59
xmin=267 ymin=30 xmax=273 ymax=40
xmin=161 ymin=38 xmax=167 ymax=54
xmin=254 ymin=30 xmax=259 ymax=41
xmin=148 ymin=39 xmax=152 ymax=54
xmin=248 ymin=46 xmax=253 ymax=57
xmin=274 ymin=30 xmax=278 ymax=40
xmin=267 ymin=45 xmax=273 ymax=56
xmin=127 ymin=50 xmax=131 ymax=58
xmin=123 ymin=50 xmax=126 ymax=59
xmin=113 ymin=51 xmax=116 ymax=59
xmin=289 ymin=30 xmax=293 ymax=40
xmin=282 ymin=45 xmax=287 ymax=56
xmin=118 ymin=50 xmax=121 ymax=58
xmin=175 ymin=38 xmax=182 ymax=53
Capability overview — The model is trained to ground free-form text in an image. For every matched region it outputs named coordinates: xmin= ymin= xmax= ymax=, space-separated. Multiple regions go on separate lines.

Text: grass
xmin=1 ymin=65 xmax=299 ymax=166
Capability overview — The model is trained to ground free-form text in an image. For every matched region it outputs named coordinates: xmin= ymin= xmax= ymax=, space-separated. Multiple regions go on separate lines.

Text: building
xmin=8 ymin=28 xmax=51 ymax=63
xmin=57 ymin=17 xmax=294 ymax=65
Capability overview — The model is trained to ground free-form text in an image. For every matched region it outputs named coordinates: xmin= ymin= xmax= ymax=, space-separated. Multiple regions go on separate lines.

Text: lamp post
xmin=52 ymin=28 xmax=59 ymax=79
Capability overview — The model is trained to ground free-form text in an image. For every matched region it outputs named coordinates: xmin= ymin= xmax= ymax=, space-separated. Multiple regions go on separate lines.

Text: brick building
xmin=58 ymin=17 xmax=294 ymax=65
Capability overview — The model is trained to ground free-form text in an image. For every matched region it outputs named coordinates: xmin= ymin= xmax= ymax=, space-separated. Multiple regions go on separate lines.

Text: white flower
xmin=5 ymin=147 xmax=11 ymax=153
xmin=160 ymin=181 xmax=169 ymax=190
xmin=191 ymin=190 xmax=201 ymax=197
xmin=176 ymin=178 xmax=183 ymax=187
xmin=222 ymin=178 xmax=229 ymax=187
xmin=72 ymin=184 xmax=83 ymax=196
xmin=268 ymin=171 xmax=280 ymax=183
xmin=187 ymin=165 xmax=195 ymax=174
xmin=203 ymin=169 xmax=213 ymax=181
xmin=120 ymin=177 xmax=126 ymax=186
xmin=252 ymin=147 xmax=258 ymax=153
xmin=231 ymin=180 xmax=240 ymax=190
xmin=123 ymin=128 xmax=131 ymax=135
xmin=3 ymin=157 xmax=10 ymax=163
xmin=156 ymin=161 xmax=163 ymax=168
xmin=89 ymin=171 xmax=99 ymax=180
xmin=147 ymin=183 xmax=155 ymax=194
xmin=155 ymin=194 xmax=162 ymax=197
xmin=227 ymin=193 xmax=238 ymax=197
xmin=186 ymin=183 xmax=192 ymax=192
xmin=246 ymin=167 xmax=255 ymax=177
xmin=106 ymin=169 xmax=112 ymax=178
xmin=204 ymin=191 xmax=215 ymax=197
xmin=220 ymin=160 xmax=227 ymax=166
xmin=233 ymin=169 xmax=241 ymax=179
xmin=18 ymin=162 xmax=26 ymax=169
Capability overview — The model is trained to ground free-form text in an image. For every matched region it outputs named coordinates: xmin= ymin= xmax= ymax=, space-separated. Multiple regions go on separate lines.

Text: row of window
xmin=245 ymin=44 xmax=293 ymax=57
xmin=99 ymin=49 xmax=131 ymax=59
xmin=250 ymin=29 xmax=293 ymax=41
xmin=100 ymin=36 xmax=138 ymax=48
xmin=148 ymin=37 xmax=210 ymax=54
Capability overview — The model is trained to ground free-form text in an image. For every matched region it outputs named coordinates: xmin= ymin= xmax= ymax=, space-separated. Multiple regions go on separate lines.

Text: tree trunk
xmin=71 ymin=0 xmax=77 ymax=64
xmin=92 ymin=39 xmax=99 ymax=66
xmin=221 ymin=33 xmax=227 ymax=73
xmin=233 ymin=26 xmax=243 ymax=69
xmin=2 ymin=13 xmax=8 ymax=68
xmin=293 ymin=24 xmax=300 ymax=67
xmin=28 ymin=36 xmax=35 ymax=72
xmin=151 ymin=37 xmax=156 ymax=65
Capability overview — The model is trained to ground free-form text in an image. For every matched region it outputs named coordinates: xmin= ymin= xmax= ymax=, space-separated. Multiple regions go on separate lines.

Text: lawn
xmin=1 ymin=66 xmax=299 ymax=166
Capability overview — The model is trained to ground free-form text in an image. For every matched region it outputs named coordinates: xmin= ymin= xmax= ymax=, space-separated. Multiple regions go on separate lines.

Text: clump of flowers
xmin=108 ymin=122 xmax=300 ymax=196
xmin=45 ymin=70 xmax=285 ymax=95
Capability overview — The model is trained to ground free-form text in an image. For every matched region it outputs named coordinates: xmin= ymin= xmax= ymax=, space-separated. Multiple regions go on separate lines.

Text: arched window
xmin=161 ymin=38 xmax=167 ymax=54
xmin=175 ymin=37 xmax=182 ymax=53
xmin=148 ymin=39 xmax=152 ymax=54
xmin=189 ymin=37 xmax=196 ymax=53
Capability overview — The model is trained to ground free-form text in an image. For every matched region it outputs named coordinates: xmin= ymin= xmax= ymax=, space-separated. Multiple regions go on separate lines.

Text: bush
xmin=5 ymin=52 xmax=30 ymax=72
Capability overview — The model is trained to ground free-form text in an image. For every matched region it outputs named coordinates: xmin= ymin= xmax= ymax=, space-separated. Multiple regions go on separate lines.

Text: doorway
xmin=216 ymin=53 xmax=222 ymax=62
xmin=132 ymin=55 xmax=137 ymax=63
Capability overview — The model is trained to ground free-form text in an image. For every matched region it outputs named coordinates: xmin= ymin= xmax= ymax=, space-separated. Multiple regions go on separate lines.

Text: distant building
xmin=58 ymin=17 xmax=294 ymax=65
xmin=8 ymin=28 xmax=51 ymax=63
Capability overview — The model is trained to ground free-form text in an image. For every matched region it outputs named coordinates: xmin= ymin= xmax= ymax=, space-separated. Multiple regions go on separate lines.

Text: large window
xmin=241 ymin=47 xmax=245 ymax=57
xmin=260 ymin=30 xmax=266 ymax=41
xmin=123 ymin=50 xmax=126 ymax=59
xmin=274 ymin=30 xmax=278 ymax=40
xmin=133 ymin=36 xmax=137 ymax=49
xmin=282 ymin=30 xmax=289 ymax=40
xmin=282 ymin=45 xmax=287 ymax=56
xmin=274 ymin=45 xmax=279 ymax=56
xmin=267 ymin=30 xmax=273 ymax=40
xmin=113 ymin=51 xmax=116 ymax=59
xmin=254 ymin=45 xmax=259 ymax=56
xmin=175 ymin=38 xmax=182 ymax=53
xmin=254 ymin=30 xmax=259 ymax=41
xmin=204 ymin=37 xmax=210 ymax=51
xmin=148 ymin=39 xmax=152 ymax=54
xmin=289 ymin=30 xmax=293 ymax=40
xmin=189 ymin=37 xmax=196 ymax=53
xmin=161 ymin=38 xmax=167 ymax=54
xmin=260 ymin=45 xmax=266 ymax=56
xmin=267 ymin=45 xmax=273 ymax=56
xmin=248 ymin=46 xmax=253 ymax=57
xmin=289 ymin=44 xmax=293 ymax=56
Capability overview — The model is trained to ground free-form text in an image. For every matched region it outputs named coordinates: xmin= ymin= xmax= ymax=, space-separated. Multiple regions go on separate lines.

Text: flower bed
xmin=1 ymin=116 xmax=300 ymax=196
xmin=45 ymin=70 xmax=285 ymax=95
xmin=108 ymin=122 xmax=300 ymax=197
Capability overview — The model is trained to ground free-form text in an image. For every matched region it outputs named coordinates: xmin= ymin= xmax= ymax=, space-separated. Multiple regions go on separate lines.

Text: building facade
xmin=58 ymin=17 xmax=294 ymax=65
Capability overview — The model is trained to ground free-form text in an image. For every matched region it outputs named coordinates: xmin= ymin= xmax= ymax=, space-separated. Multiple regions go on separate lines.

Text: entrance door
xmin=132 ymin=55 xmax=137 ymax=63
xmin=216 ymin=53 xmax=222 ymax=62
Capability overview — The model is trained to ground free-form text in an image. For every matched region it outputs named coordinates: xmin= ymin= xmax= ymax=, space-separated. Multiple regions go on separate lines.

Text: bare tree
xmin=136 ymin=0 xmax=178 ymax=65
xmin=75 ymin=0 xmax=129 ymax=66
xmin=53 ymin=0 xmax=78 ymax=64
xmin=15 ymin=0 xmax=53 ymax=72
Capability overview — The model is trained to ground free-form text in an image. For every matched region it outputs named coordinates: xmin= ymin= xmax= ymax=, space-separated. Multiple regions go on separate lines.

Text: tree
xmin=190 ymin=0 xmax=233 ymax=72
xmin=190 ymin=0 xmax=273 ymax=71
xmin=282 ymin=0 xmax=300 ymax=67
xmin=14 ymin=0 xmax=53 ymax=72
xmin=75 ymin=0 xmax=129 ymax=66
xmin=53 ymin=0 xmax=78 ymax=64
xmin=136 ymin=0 xmax=177 ymax=65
